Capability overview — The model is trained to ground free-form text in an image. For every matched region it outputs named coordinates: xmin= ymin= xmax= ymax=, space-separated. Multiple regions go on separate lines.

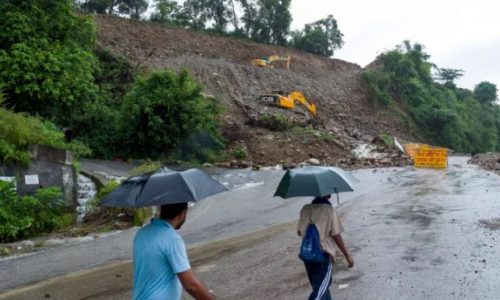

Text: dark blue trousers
xmin=304 ymin=255 xmax=333 ymax=300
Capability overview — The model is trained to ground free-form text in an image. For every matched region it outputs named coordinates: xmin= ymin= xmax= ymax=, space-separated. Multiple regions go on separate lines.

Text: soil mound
xmin=469 ymin=153 xmax=500 ymax=175
xmin=95 ymin=15 xmax=415 ymax=167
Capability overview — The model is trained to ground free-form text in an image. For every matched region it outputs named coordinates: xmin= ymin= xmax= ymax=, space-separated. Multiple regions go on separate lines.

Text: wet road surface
xmin=2 ymin=157 xmax=500 ymax=300
xmin=333 ymin=157 xmax=500 ymax=299
xmin=0 ymin=168 xmax=310 ymax=292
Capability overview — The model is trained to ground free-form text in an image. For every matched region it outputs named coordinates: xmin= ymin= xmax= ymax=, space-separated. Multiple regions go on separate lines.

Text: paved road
xmin=333 ymin=156 xmax=500 ymax=299
xmin=189 ymin=157 xmax=500 ymax=299
xmin=0 ymin=168 xmax=314 ymax=292
xmin=3 ymin=157 xmax=500 ymax=300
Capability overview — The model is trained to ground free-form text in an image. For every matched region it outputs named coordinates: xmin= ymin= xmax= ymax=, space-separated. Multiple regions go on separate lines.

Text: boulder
xmin=307 ymin=158 xmax=321 ymax=166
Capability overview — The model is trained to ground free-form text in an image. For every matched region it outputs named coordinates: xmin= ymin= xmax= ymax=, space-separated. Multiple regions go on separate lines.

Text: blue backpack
xmin=299 ymin=222 xmax=325 ymax=263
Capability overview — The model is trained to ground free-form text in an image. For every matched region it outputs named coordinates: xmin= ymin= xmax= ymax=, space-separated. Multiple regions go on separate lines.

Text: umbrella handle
xmin=334 ymin=188 xmax=339 ymax=206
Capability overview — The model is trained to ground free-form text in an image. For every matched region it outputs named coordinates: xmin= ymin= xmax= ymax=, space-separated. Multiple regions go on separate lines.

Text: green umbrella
xmin=274 ymin=166 xmax=359 ymax=203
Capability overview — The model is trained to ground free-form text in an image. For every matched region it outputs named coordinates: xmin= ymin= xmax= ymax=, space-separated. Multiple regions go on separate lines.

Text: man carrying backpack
xmin=297 ymin=195 xmax=354 ymax=300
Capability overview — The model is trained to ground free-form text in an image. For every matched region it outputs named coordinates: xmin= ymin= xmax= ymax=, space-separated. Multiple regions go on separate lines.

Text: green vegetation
xmin=0 ymin=1 xmax=224 ymax=164
xmin=231 ymin=145 xmax=248 ymax=159
xmin=0 ymin=1 xmax=225 ymax=239
xmin=0 ymin=180 xmax=67 ymax=242
xmin=0 ymin=103 xmax=91 ymax=165
xmin=77 ymin=0 xmax=343 ymax=57
xmin=0 ymin=0 xmax=97 ymax=125
xmin=378 ymin=133 xmax=395 ymax=146
xmin=79 ymin=0 xmax=148 ymax=19
xmin=291 ymin=126 xmax=335 ymax=144
xmin=258 ymin=113 xmax=296 ymax=131
xmin=362 ymin=41 xmax=500 ymax=154
xmin=128 ymin=161 xmax=163 ymax=176
xmin=0 ymin=247 xmax=10 ymax=256
xmin=291 ymin=15 xmax=344 ymax=56
xmin=121 ymin=70 xmax=223 ymax=160
xmin=474 ymin=81 xmax=498 ymax=105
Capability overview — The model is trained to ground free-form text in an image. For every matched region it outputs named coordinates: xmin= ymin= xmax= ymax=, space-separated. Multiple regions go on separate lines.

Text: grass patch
xmin=290 ymin=126 xmax=336 ymax=144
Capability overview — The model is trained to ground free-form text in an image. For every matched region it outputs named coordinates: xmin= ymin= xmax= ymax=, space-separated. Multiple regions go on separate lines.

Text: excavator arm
xmin=251 ymin=55 xmax=290 ymax=69
xmin=288 ymin=91 xmax=317 ymax=117
xmin=259 ymin=90 xmax=317 ymax=118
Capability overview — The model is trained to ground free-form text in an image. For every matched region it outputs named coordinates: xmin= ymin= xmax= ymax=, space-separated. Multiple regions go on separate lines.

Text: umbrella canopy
xmin=100 ymin=168 xmax=228 ymax=208
xmin=274 ymin=166 xmax=359 ymax=199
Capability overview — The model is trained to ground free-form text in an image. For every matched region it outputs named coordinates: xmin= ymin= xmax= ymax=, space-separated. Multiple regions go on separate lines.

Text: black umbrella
xmin=100 ymin=168 xmax=228 ymax=208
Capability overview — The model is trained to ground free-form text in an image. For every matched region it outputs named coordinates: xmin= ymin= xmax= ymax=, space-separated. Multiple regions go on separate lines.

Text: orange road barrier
xmin=404 ymin=143 xmax=448 ymax=169
xmin=414 ymin=147 xmax=448 ymax=169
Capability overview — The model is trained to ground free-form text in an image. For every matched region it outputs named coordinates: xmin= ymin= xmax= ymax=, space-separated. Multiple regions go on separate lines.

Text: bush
xmin=0 ymin=104 xmax=91 ymax=165
xmin=231 ymin=145 xmax=248 ymax=159
xmin=362 ymin=70 xmax=392 ymax=106
xmin=257 ymin=113 xmax=295 ymax=131
xmin=0 ymin=181 xmax=66 ymax=242
xmin=121 ymin=69 xmax=224 ymax=160
xmin=70 ymin=98 xmax=122 ymax=159
xmin=0 ymin=0 xmax=98 ymax=124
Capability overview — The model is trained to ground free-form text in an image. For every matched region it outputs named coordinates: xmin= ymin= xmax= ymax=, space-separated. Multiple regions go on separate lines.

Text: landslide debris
xmin=468 ymin=153 xmax=500 ymax=175
xmin=94 ymin=15 xmax=416 ymax=167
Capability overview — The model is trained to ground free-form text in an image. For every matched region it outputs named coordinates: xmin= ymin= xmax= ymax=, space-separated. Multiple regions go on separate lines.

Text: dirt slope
xmin=95 ymin=15 xmax=414 ymax=167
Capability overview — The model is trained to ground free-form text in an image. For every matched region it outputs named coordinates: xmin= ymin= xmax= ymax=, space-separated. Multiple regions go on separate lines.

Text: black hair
xmin=160 ymin=203 xmax=188 ymax=220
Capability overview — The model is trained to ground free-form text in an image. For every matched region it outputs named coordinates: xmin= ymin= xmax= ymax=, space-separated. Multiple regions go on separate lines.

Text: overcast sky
xmin=289 ymin=0 xmax=500 ymax=90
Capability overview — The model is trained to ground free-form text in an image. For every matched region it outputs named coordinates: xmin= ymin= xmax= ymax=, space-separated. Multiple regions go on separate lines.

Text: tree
xmin=0 ymin=0 xmax=98 ymax=124
xmin=78 ymin=0 xmax=116 ymax=14
xmin=252 ymin=0 xmax=291 ymax=45
xmin=176 ymin=0 xmax=209 ymax=30
xmin=178 ymin=0 xmax=237 ymax=32
xmin=435 ymin=68 xmax=464 ymax=86
xmin=474 ymin=81 xmax=498 ymax=104
xmin=237 ymin=0 xmax=257 ymax=36
xmin=292 ymin=27 xmax=329 ymax=55
xmin=292 ymin=15 xmax=343 ymax=56
xmin=150 ymin=0 xmax=180 ymax=24
xmin=117 ymin=0 xmax=148 ymax=20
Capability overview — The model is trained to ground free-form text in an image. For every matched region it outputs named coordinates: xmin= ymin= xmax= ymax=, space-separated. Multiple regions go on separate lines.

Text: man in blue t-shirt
xmin=133 ymin=203 xmax=215 ymax=300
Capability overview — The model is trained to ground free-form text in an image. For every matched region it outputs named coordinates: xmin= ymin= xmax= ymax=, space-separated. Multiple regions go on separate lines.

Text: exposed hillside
xmin=95 ymin=15 xmax=415 ymax=167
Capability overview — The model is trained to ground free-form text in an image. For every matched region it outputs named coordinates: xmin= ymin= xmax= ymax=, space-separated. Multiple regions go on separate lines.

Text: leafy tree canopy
xmin=292 ymin=15 xmax=344 ymax=56
xmin=78 ymin=0 xmax=148 ymax=19
xmin=78 ymin=0 xmax=116 ymax=14
xmin=150 ymin=0 xmax=181 ymax=24
xmin=0 ymin=0 xmax=97 ymax=124
xmin=474 ymin=81 xmax=498 ymax=104
xmin=435 ymin=68 xmax=464 ymax=85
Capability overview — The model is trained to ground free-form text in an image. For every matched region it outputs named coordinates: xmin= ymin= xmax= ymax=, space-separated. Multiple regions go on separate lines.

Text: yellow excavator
xmin=259 ymin=91 xmax=317 ymax=117
xmin=251 ymin=55 xmax=291 ymax=69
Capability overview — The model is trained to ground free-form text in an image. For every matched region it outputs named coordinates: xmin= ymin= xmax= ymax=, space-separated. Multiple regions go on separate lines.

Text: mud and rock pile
xmin=95 ymin=15 xmax=418 ymax=168
xmin=468 ymin=153 xmax=500 ymax=174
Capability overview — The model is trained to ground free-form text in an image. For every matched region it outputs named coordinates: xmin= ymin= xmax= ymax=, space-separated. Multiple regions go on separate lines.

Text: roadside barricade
xmin=404 ymin=144 xmax=448 ymax=169
xmin=414 ymin=146 xmax=448 ymax=169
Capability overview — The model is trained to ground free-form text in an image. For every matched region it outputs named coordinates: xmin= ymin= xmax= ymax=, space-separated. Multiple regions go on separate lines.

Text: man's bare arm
xmin=178 ymin=269 xmax=215 ymax=300
xmin=332 ymin=234 xmax=354 ymax=268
